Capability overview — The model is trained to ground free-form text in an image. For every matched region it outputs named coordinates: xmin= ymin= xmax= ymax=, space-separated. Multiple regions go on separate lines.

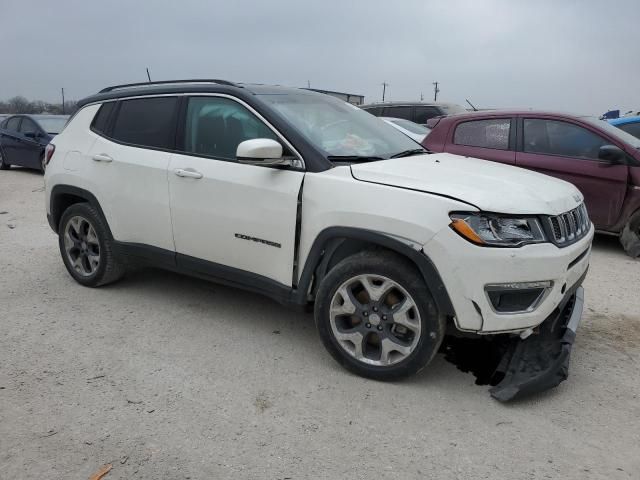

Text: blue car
xmin=0 ymin=114 xmax=69 ymax=172
xmin=609 ymin=115 xmax=640 ymax=140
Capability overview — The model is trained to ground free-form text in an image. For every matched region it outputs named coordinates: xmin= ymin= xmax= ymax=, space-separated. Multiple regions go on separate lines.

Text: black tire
xmin=58 ymin=203 xmax=125 ymax=287
xmin=620 ymin=211 xmax=640 ymax=258
xmin=314 ymin=250 xmax=445 ymax=381
xmin=0 ymin=146 xmax=10 ymax=170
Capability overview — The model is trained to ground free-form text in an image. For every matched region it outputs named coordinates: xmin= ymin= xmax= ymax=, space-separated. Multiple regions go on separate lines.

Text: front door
xmin=17 ymin=117 xmax=44 ymax=168
xmin=168 ymin=95 xmax=304 ymax=286
xmin=516 ymin=117 xmax=628 ymax=229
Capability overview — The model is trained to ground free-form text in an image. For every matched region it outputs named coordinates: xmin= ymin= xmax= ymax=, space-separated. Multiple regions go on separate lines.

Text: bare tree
xmin=7 ymin=96 xmax=32 ymax=114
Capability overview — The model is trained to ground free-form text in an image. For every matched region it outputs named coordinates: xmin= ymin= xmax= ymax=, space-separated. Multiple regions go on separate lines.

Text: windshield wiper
xmin=390 ymin=148 xmax=428 ymax=158
xmin=327 ymin=155 xmax=385 ymax=163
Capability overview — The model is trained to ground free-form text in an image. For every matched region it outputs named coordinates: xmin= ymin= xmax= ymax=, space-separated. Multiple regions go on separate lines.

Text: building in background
xmin=306 ymin=88 xmax=365 ymax=105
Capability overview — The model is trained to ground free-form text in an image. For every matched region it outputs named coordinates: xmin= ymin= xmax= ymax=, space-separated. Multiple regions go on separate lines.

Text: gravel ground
xmin=1 ymin=168 xmax=639 ymax=479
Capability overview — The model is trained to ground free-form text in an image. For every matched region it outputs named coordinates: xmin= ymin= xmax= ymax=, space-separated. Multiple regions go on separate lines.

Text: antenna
xmin=146 ymin=68 xmax=152 ymax=82
xmin=465 ymin=99 xmax=478 ymax=111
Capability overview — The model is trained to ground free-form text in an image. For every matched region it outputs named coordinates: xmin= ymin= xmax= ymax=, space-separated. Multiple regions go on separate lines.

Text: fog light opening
xmin=485 ymin=281 xmax=553 ymax=314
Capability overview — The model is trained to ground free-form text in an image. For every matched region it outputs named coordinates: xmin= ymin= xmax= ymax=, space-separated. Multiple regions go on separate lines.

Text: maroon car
xmin=424 ymin=110 xmax=640 ymax=256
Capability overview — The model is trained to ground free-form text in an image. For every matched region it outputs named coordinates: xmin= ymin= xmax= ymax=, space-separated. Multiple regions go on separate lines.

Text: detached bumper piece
xmin=489 ymin=286 xmax=584 ymax=402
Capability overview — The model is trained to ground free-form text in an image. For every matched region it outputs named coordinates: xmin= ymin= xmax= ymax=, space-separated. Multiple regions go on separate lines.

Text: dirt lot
xmin=1 ymin=168 xmax=639 ymax=479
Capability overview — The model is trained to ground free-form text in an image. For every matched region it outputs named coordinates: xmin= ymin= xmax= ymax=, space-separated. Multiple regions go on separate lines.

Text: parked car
xmin=361 ymin=101 xmax=467 ymax=126
xmin=424 ymin=110 xmax=640 ymax=256
xmin=0 ymin=114 xmax=69 ymax=171
xmin=609 ymin=116 xmax=640 ymax=140
xmin=45 ymin=80 xmax=593 ymax=401
xmin=381 ymin=117 xmax=430 ymax=143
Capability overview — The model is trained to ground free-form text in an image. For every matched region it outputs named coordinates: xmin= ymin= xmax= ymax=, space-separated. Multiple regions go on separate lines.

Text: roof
xmin=432 ymin=109 xmax=591 ymax=120
xmin=360 ymin=101 xmax=460 ymax=108
xmin=77 ymin=80 xmax=323 ymax=108
xmin=609 ymin=115 xmax=640 ymax=126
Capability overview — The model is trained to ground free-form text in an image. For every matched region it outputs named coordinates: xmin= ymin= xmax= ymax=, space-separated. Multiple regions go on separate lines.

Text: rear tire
xmin=620 ymin=211 xmax=640 ymax=258
xmin=314 ymin=250 xmax=445 ymax=381
xmin=0 ymin=147 xmax=10 ymax=170
xmin=58 ymin=203 xmax=125 ymax=287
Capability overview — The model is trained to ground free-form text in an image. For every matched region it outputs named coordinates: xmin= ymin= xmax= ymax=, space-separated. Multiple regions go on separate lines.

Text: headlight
xmin=450 ymin=212 xmax=546 ymax=247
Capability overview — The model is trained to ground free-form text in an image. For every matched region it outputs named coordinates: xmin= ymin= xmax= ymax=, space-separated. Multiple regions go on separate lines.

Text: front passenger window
xmin=184 ymin=97 xmax=279 ymax=160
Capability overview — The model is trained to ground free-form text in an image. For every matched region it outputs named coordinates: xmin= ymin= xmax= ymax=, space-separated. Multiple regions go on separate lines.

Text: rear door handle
xmin=92 ymin=153 xmax=113 ymax=162
xmin=174 ymin=168 xmax=203 ymax=179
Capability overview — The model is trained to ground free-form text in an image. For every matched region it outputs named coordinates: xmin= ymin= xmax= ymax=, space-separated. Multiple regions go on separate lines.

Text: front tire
xmin=314 ymin=250 xmax=445 ymax=381
xmin=0 ymin=147 xmax=10 ymax=170
xmin=58 ymin=203 xmax=125 ymax=287
xmin=620 ymin=211 xmax=640 ymax=258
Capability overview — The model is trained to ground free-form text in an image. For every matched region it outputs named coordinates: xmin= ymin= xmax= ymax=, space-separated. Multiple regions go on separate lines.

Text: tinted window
xmin=363 ymin=107 xmax=383 ymax=116
xmin=183 ymin=96 xmax=279 ymax=160
xmin=383 ymin=106 xmax=412 ymax=120
xmin=111 ymin=97 xmax=178 ymax=149
xmin=523 ymin=119 xmax=608 ymax=160
xmin=414 ymin=106 xmax=441 ymax=124
xmin=19 ymin=118 xmax=37 ymax=135
xmin=618 ymin=122 xmax=640 ymax=140
xmin=91 ymin=102 xmax=116 ymax=135
xmin=454 ymin=119 xmax=510 ymax=150
xmin=6 ymin=117 xmax=21 ymax=132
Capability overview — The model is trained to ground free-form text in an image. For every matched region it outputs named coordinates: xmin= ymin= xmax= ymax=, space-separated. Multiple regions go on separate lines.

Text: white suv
xmin=44 ymin=80 xmax=593 ymax=401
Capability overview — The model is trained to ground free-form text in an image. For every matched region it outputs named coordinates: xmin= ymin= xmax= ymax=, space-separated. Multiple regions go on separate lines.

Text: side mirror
xmin=237 ymin=139 xmax=290 ymax=166
xmin=598 ymin=145 xmax=625 ymax=164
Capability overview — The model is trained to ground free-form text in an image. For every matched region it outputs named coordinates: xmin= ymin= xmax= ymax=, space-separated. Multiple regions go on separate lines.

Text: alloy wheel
xmin=329 ymin=274 xmax=421 ymax=366
xmin=63 ymin=216 xmax=101 ymax=277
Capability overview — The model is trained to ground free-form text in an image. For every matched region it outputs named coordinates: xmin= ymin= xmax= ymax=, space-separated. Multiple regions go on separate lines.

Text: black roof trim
xmin=99 ymin=79 xmax=240 ymax=93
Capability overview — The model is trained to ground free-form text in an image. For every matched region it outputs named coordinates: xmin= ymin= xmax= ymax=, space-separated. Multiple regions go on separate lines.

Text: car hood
xmin=350 ymin=153 xmax=583 ymax=215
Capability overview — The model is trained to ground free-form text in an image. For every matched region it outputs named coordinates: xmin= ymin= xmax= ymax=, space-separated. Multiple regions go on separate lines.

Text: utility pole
xmin=420 ymin=92 xmax=424 ymax=101
xmin=307 ymin=80 xmax=311 ymax=88
xmin=433 ymin=81 xmax=440 ymax=102
xmin=146 ymin=68 xmax=152 ymax=82
xmin=382 ymin=82 xmax=389 ymax=102
xmin=61 ymin=88 xmax=65 ymax=114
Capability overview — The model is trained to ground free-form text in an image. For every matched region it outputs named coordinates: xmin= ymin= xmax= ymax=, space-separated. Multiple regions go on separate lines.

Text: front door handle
xmin=92 ymin=153 xmax=113 ymax=162
xmin=174 ymin=168 xmax=203 ymax=179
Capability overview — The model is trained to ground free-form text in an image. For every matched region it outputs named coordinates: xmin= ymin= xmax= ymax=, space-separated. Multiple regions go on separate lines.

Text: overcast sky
xmin=1 ymin=0 xmax=638 ymax=115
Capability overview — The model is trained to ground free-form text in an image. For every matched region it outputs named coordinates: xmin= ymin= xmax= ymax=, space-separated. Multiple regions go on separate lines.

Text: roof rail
xmin=99 ymin=79 xmax=240 ymax=93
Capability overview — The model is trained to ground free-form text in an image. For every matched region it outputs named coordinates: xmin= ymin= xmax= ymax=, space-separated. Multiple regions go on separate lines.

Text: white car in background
xmin=382 ymin=117 xmax=430 ymax=143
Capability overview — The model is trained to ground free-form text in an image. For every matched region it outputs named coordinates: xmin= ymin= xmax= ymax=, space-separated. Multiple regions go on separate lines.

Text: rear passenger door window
xmin=453 ymin=119 xmax=511 ymax=150
xmin=182 ymin=96 xmax=279 ymax=160
xmin=19 ymin=118 xmax=38 ymax=135
xmin=382 ymin=106 xmax=412 ymax=121
xmin=414 ymin=106 xmax=441 ymax=125
xmin=91 ymin=102 xmax=116 ymax=135
xmin=110 ymin=97 xmax=178 ymax=149
xmin=6 ymin=117 xmax=21 ymax=132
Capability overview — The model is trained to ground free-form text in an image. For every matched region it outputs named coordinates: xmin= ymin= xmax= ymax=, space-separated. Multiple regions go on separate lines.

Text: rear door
xmin=444 ymin=117 xmax=516 ymax=164
xmin=87 ymin=97 xmax=178 ymax=252
xmin=515 ymin=117 xmax=627 ymax=228
xmin=168 ymin=94 xmax=305 ymax=286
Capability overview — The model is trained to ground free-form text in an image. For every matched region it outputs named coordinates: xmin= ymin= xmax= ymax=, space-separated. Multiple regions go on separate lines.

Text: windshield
xmin=582 ymin=116 xmax=640 ymax=149
xmin=260 ymin=92 xmax=422 ymax=159
xmin=387 ymin=118 xmax=429 ymax=135
xmin=439 ymin=103 xmax=468 ymax=115
xmin=37 ymin=117 xmax=68 ymax=134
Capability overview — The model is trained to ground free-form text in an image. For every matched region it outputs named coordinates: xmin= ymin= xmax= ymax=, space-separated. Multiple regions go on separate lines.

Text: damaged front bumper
xmin=489 ymin=282 xmax=585 ymax=402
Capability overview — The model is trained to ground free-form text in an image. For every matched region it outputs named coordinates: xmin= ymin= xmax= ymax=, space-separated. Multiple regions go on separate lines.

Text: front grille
xmin=546 ymin=203 xmax=590 ymax=246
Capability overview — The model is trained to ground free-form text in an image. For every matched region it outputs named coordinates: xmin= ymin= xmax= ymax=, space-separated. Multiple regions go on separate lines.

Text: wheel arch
xmin=49 ymin=185 xmax=111 ymax=236
xmin=295 ymin=227 xmax=456 ymax=318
